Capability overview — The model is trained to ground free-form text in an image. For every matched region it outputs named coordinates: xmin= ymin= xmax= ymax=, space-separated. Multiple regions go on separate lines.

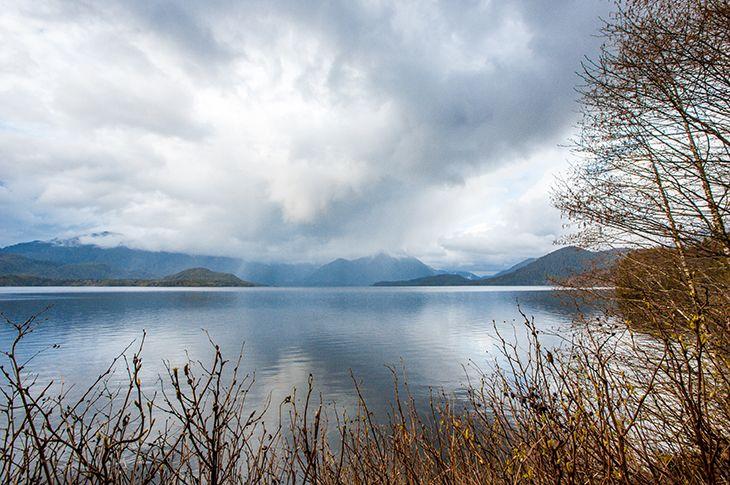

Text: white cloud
xmin=0 ymin=0 xmax=609 ymax=270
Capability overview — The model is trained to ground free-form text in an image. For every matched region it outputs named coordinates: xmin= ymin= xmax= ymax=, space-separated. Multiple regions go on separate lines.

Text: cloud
xmin=0 ymin=0 xmax=610 ymax=269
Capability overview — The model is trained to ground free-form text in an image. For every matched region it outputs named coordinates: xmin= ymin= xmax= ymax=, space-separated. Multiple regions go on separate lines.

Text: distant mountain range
xmin=302 ymin=253 xmax=434 ymax=286
xmin=0 ymin=238 xmax=472 ymax=287
xmin=0 ymin=240 xmax=244 ymax=279
xmin=0 ymin=238 xmax=624 ymax=287
xmin=0 ymin=240 xmax=320 ymax=285
xmin=374 ymin=247 xmax=626 ymax=287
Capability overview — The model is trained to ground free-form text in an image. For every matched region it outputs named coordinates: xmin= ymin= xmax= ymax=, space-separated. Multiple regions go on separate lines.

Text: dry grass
xmin=2 ymin=300 xmax=728 ymax=484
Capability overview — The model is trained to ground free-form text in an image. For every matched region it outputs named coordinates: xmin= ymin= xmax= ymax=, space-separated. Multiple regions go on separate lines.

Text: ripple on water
xmin=0 ymin=287 xmax=587 ymax=418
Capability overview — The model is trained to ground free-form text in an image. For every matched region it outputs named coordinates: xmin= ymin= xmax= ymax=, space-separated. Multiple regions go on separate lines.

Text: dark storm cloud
xmin=247 ymin=0 xmax=606 ymax=180
xmin=0 ymin=0 xmax=610 ymax=268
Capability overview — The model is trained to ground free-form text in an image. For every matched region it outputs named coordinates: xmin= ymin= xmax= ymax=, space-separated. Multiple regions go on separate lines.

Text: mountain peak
xmin=367 ymin=252 xmax=395 ymax=262
xmin=479 ymin=245 xmax=621 ymax=285
xmin=304 ymin=253 xmax=435 ymax=286
xmin=49 ymin=231 xmax=126 ymax=248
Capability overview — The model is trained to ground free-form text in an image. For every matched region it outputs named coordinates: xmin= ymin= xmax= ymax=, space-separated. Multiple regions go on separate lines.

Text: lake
xmin=0 ymin=286 xmax=585 ymax=419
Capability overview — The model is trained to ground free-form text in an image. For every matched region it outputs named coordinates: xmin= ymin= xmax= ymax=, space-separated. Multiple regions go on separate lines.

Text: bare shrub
xmin=2 ymin=306 xmax=728 ymax=484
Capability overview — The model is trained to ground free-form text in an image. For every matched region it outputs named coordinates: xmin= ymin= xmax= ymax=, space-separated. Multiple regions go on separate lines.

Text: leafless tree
xmin=555 ymin=0 xmax=729 ymax=258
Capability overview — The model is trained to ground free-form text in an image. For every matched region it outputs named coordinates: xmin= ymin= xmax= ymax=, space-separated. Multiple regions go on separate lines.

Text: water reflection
xmin=0 ymin=287 xmax=590 ymax=418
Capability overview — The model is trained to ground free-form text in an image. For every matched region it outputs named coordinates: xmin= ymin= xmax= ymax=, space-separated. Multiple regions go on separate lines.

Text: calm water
xmin=0 ymin=286 xmax=584 ymax=417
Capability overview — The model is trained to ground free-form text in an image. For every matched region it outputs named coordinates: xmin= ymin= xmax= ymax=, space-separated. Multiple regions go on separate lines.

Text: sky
xmin=0 ymin=0 xmax=611 ymax=271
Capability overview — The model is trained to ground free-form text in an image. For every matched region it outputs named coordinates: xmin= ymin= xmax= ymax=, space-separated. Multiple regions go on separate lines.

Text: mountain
xmin=1 ymin=238 xmax=460 ymax=286
xmin=0 ymin=253 xmax=59 ymax=275
xmin=477 ymin=246 xmax=624 ymax=286
xmin=373 ymin=247 xmax=626 ymax=286
xmin=0 ymin=253 xmax=119 ymax=280
xmin=0 ymin=239 xmax=241 ymax=279
xmin=158 ymin=268 xmax=256 ymax=287
xmin=0 ymin=239 xmax=315 ymax=285
xmin=374 ymin=274 xmax=471 ymax=287
xmin=303 ymin=253 xmax=436 ymax=286
xmin=491 ymin=257 xmax=537 ymax=278
xmin=0 ymin=274 xmax=62 ymax=286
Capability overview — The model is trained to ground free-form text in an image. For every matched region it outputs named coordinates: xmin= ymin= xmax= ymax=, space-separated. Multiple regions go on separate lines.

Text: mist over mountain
xmin=0 ymin=238 xmax=464 ymax=287
xmin=1 ymin=238 xmax=619 ymax=287
xmin=236 ymin=262 xmax=319 ymax=287
xmin=0 ymin=240 xmax=240 ymax=279
xmin=302 ymin=253 xmax=436 ymax=286
xmin=491 ymin=258 xmax=537 ymax=278
xmin=0 ymin=239 xmax=319 ymax=285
